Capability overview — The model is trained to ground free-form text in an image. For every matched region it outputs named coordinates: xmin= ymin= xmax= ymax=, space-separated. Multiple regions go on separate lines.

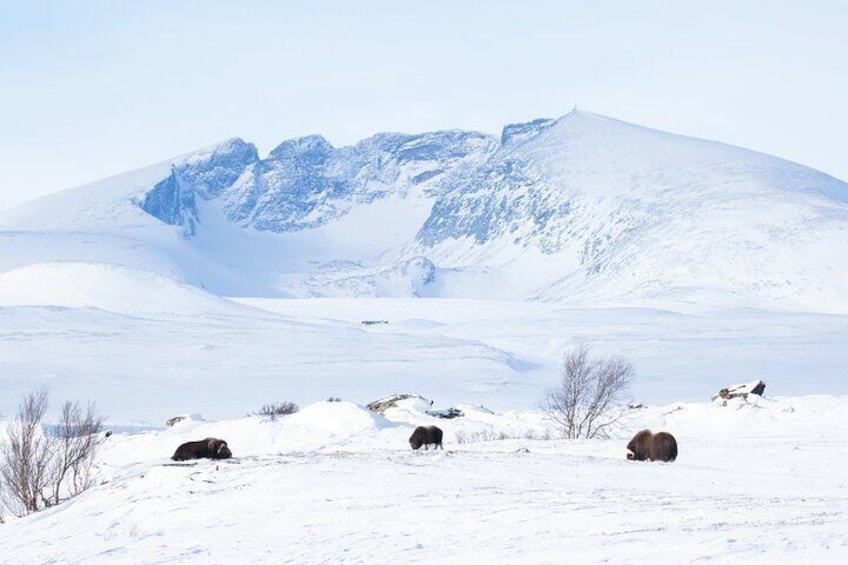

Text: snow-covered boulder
xmin=712 ymin=380 xmax=766 ymax=405
xmin=426 ymin=403 xmax=495 ymax=419
xmin=165 ymin=413 xmax=203 ymax=428
xmin=366 ymin=394 xmax=433 ymax=414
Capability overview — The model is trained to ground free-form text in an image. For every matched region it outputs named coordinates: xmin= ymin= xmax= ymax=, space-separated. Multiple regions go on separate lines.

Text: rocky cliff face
xmin=144 ymin=129 xmax=497 ymax=235
xmin=134 ymin=110 xmax=848 ymax=309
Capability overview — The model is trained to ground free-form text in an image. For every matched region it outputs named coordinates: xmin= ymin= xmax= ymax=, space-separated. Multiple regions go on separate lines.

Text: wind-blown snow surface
xmin=0 ymin=397 xmax=846 ymax=563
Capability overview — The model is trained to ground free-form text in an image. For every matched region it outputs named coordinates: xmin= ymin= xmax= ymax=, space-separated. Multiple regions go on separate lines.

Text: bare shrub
xmin=326 ymin=397 xmax=342 ymax=402
xmin=49 ymin=400 xmax=103 ymax=503
xmin=524 ymin=428 xmax=552 ymax=441
xmin=454 ymin=427 xmax=552 ymax=444
xmin=0 ymin=390 xmax=103 ymax=517
xmin=541 ymin=345 xmax=632 ymax=439
xmin=0 ymin=390 xmax=53 ymax=516
xmin=255 ymin=401 xmax=299 ymax=420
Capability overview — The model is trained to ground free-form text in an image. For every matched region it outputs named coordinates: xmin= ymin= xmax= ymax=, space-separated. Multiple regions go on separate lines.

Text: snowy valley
xmin=0 ymin=110 xmax=846 ymax=562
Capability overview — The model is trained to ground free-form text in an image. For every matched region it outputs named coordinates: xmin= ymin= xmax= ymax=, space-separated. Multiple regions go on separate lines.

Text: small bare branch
xmin=254 ymin=401 xmax=299 ymax=421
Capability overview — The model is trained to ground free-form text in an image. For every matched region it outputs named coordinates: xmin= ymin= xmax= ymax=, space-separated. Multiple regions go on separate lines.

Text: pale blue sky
xmin=1 ymin=1 xmax=846 ymax=209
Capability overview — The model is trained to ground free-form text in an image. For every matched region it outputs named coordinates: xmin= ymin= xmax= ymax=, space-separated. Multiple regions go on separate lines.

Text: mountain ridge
xmin=1 ymin=109 xmax=846 ymax=313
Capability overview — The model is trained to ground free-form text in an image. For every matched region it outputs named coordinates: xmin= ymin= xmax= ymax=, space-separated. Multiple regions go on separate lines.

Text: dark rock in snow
xmin=712 ymin=380 xmax=766 ymax=404
xmin=366 ymin=394 xmax=433 ymax=414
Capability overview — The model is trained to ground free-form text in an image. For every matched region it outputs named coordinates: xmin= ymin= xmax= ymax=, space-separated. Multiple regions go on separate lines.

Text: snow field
xmin=1 ymin=110 xmax=847 ymax=563
xmin=1 ymin=296 xmax=847 ymax=425
xmin=0 ymin=397 xmax=845 ymax=563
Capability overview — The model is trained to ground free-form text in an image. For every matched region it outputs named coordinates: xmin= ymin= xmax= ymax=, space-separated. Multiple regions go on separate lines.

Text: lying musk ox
xmin=409 ymin=425 xmax=443 ymax=450
xmin=626 ymin=430 xmax=677 ymax=462
xmin=172 ymin=437 xmax=233 ymax=461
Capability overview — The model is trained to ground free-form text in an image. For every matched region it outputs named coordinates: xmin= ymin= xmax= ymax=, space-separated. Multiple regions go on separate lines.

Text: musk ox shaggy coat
xmin=409 ymin=425 xmax=443 ymax=450
xmin=172 ymin=437 xmax=233 ymax=461
xmin=626 ymin=430 xmax=677 ymax=462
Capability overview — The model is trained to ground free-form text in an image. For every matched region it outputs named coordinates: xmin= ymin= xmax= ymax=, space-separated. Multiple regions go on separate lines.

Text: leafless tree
xmin=48 ymin=400 xmax=103 ymax=505
xmin=541 ymin=345 xmax=633 ymax=439
xmin=0 ymin=390 xmax=54 ymax=516
xmin=0 ymin=391 xmax=103 ymax=517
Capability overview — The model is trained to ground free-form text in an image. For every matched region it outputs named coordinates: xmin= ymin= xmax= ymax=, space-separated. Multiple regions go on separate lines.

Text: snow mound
xmin=0 ymin=262 xmax=244 ymax=315
xmin=200 ymin=400 xmax=395 ymax=453
xmin=284 ymin=400 xmax=395 ymax=437
xmin=622 ymin=395 xmax=822 ymax=439
xmin=100 ymin=401 xmax=399 ymax=464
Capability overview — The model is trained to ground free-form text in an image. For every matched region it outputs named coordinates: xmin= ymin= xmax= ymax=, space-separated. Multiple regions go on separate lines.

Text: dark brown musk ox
xmin=409 ymin=425 xmax=443 ymax=450
xmin=172 ymin=437 xmax=233 ymax=461
xmin=626 ymin=429 xmax=677 ymax=462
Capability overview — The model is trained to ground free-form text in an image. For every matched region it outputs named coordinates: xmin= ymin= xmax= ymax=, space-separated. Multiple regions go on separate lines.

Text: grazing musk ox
xmin=626 ymin=429 xmax=677 ymax=462
xmin=409 ymin=425 xmax=443 ymax=450
xmin=172 ymin=437 xmax=233 ymax=461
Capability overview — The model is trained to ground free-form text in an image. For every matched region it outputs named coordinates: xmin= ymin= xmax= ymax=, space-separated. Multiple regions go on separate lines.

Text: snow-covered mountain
xmin=2 ymin=109 xmax=847 ymax=312
xmin=415 ymin=111 xmax=848 ymax=311
xmin=4 ymin=110 xmax=848 ymax=564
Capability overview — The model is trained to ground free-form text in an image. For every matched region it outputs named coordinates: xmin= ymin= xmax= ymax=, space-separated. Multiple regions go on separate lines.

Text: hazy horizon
xmin=2 ymin=0 xmax=846 ymax=210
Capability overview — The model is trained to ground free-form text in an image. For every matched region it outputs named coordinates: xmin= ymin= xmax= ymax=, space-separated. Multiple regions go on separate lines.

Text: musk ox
xmin=171 ymin=437 xmax=233 ymax=461
xmin=409 ymin=425 xmax=443 ymax=450
xmin=626 ymin=429 xmax=677 ymax=462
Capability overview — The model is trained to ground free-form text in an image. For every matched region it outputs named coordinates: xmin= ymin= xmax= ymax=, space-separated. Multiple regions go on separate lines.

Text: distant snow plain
xmin=1 ymin=292 xmax=846 ymax=563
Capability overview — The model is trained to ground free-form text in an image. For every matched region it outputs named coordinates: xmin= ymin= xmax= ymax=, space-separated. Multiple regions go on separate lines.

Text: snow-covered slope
xmin=415 ymin=111 xmax=848 ymax=311
xmin=1 ymin=396 xmax=846 ymax=563
xmin=1 ymin=110 xmax=846 ymax=312
xmin=0 ymin=262 xmax=249 ymax=316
